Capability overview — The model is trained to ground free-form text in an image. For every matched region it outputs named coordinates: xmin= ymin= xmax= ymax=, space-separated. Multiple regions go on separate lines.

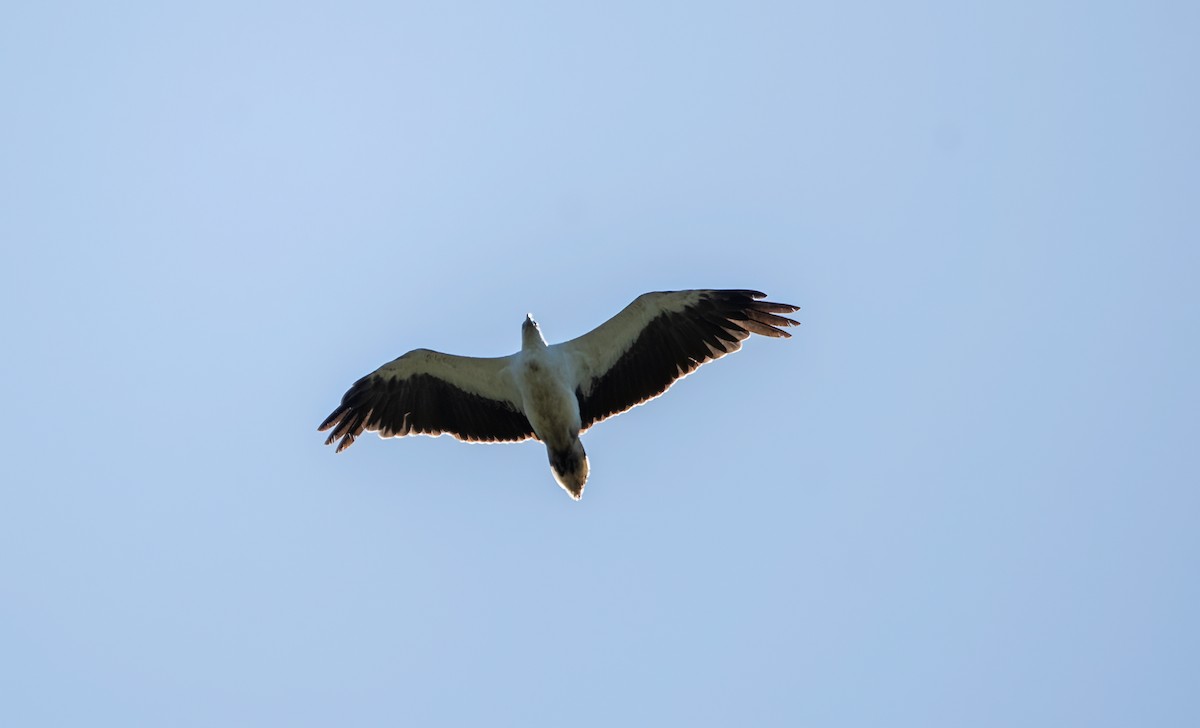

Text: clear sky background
xmin=2 ymin=1 xmax=1197 ymax=726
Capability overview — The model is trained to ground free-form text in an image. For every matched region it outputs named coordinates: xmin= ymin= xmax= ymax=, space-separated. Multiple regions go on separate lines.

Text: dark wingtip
xmin=754 ymin=301 xmax=801 ymax=315
xmin=711 ymin=289 xmax=768 ymax=301
xmin=317 ymin=406 xmax=344 ymax=432
xmin=713 ymin=290 xmax=798 ymax=312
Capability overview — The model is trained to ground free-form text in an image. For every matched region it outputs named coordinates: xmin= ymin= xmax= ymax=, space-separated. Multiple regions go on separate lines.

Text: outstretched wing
xmin=318 ymin=349 xmax=534 ymax=452
xmin=555 ymin=289 xmax=799 ymax=429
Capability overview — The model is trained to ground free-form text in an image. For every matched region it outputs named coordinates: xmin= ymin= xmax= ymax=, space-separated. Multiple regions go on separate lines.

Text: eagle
xmin=319 ymin=289 xmax=799 ymax=500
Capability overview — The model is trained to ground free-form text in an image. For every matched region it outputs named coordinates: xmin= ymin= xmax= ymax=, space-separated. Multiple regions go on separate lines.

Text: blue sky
xmin=2 ymin=1 xmax=1197 ymax=725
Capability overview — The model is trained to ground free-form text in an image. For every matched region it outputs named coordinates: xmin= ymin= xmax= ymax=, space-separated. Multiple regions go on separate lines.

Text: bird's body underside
xmin=319 ymin=289 xmax=799 ymax=500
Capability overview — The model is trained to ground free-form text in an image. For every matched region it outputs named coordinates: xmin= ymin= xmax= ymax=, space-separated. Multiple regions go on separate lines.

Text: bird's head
xmin=522 ymin=313 xmax=546 ymax=348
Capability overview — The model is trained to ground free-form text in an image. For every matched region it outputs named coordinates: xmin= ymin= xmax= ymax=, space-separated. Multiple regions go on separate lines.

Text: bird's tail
xmin=548 ymin=438 xmax=589 ymax=500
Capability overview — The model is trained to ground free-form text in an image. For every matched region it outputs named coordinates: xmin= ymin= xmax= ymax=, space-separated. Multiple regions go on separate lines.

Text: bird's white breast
xmin=513 ymin=348 xmax=581 ymax=448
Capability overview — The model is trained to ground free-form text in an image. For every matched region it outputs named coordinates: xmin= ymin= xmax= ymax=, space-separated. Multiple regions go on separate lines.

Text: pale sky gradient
xmin=2 ymin=2 xmax=1198 ymax=726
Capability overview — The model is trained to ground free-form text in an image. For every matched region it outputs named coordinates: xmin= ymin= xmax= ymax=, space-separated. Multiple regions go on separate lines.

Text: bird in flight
xmin=319 ymin=289 xmax=799 ymax=500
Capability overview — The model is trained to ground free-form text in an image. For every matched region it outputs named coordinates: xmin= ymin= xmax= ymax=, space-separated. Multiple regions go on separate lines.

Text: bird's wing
xmin=319 ymin=349 xmax=534 ymax=452
xmin=553 ymin=289 xmax=799 ymax=429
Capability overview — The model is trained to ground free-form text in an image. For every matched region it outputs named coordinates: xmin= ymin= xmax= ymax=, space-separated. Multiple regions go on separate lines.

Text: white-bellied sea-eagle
xmin=319 ymin=289 xmax=799 ymax=500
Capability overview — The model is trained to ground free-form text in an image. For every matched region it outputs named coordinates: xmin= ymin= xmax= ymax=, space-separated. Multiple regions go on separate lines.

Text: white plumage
xmin=319 ymin=289 xmax=799 ymax=499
